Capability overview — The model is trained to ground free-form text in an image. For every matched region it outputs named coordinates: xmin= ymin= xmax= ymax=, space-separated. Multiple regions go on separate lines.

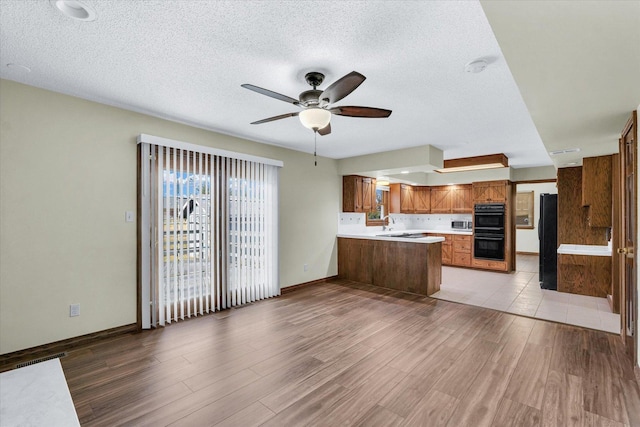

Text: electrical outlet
xmin=304 ymin=263 xmax=309 ymax=272
xmin=69 ymin=304 xmax=80 ymax=317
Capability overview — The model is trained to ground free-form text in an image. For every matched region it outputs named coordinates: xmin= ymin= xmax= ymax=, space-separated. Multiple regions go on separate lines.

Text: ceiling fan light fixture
xmin=299 ymin=108 xmax=331 ymax=131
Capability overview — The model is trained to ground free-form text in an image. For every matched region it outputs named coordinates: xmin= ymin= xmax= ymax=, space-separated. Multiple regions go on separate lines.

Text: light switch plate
xmin=70 ymin=304 xmax=80 ymax=317
xmin=125 ymin=211 xmax=135 ymax=222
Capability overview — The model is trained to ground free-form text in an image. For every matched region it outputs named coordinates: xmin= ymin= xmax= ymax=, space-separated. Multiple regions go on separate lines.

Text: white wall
xmin=515 ymin=182 xmax=558 ymax=253
xmin=0 ymin=79 xmax=340 ymax=354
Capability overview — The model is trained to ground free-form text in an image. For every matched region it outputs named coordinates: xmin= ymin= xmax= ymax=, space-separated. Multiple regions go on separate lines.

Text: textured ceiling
xmin=1 ymin=1 xmax=636 ymax=171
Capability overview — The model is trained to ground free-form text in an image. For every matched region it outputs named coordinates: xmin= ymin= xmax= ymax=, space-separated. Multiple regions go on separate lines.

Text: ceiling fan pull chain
xmin=314 ymin=131 xmax=317 ymax=166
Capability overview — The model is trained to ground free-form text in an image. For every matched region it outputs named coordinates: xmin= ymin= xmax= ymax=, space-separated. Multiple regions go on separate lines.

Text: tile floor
xmin=430 ymin=254 xmax=620 ymax=334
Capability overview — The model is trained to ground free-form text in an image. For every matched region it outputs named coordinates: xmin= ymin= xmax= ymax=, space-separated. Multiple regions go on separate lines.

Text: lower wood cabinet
xmin=337 ymin=238 xmax=441 ymax=296
xmin=452 ymin=235 xmax=471 ymax=267
xmin=428 ymin=234 xmax=471 ymax=267
xmin=558 ymin=254 xmax=611 ymax=297
xmin=472 ymin=258 xmax=508 ymax=272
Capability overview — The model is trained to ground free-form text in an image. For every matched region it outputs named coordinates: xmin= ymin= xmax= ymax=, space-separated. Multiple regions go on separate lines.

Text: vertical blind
xmin=139 ymin=135 xmax=280 ymax=328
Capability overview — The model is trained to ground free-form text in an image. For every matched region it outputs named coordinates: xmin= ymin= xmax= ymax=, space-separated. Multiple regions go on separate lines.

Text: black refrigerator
xmin=539 ymin=193 xmax=558 ymax=290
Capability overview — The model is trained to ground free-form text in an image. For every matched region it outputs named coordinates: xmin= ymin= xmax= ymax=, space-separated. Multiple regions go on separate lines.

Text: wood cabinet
xmin=581 ymin=155 xmax=612 ymax=228
xmin=390 ymin=183 xmax=414 ymax=213
xmin=362 ymin=177 xmax=375 ymax=212
xmin=338 ymin=237 xmax=442 ymax=296
xmin=471 ymin=179 xmax=515 ymax=273
xmin=472 ymin=180 xmax=508 ymax=203
xmin=343 ymin=175 xmax=376 ymax=213
xmin=472 ymin=258 xmax=508 ymax=272
xmin=451 ymin=185 xmax=473 ymax=213
xmin=452 ymin=234 xmax=471 ymax=267
xmin=430 ymin=185 xmax=472 ymax=214
xmin=429 ymin=233 xmax=452 ymax=265
xmin=430 ymin=186 xmax=452 ymax=213
xmin=413 ymin=186 xmax=431 ymax=213
xmin=427 ymin=233 xmax=471 ymax=267
xmin=557 ymin=167 xmax=609 ymax=246
xmin=558 ymin=254 xmax=611 ymax=297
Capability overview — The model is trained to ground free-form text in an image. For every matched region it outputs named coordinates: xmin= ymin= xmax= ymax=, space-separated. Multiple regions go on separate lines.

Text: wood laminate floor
xmin=46 ymin=281 xmax=640 ymax=425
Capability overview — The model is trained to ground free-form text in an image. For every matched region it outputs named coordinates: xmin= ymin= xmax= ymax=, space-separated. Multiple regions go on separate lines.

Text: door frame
xmin=617 ymin=110 xmax=638 ymax=366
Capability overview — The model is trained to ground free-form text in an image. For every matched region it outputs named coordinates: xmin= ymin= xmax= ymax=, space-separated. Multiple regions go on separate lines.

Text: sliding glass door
xmin=139 ymin=137 xmax=280 ymax=328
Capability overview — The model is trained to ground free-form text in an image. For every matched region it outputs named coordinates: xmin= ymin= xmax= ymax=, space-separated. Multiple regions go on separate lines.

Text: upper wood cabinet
xmin=390 ymin=183 xmax=414 ymax=213
xmin=472 ymin=180 xmax=508 ymax=204
xmin=343 ymin=175 xmax=376 ymax=213
xmin=413 ymin=186 xmax=431 ymax=213
xmin=361 ymin=177 xmax=375 ymax=212
xmin=430 ymin=185 xmax=472 ymax=213
xmin=430 ymin=186 xmax=452 ymax=213
xmin=581 ymin=155 xmax=612 ymax=228
xmin=451 ymin=185 xmax=473 ymax=213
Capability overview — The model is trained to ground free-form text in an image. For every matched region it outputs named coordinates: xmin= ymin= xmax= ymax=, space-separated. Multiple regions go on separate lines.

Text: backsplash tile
xmin=338 ymin=212 xmax=472 ymax=233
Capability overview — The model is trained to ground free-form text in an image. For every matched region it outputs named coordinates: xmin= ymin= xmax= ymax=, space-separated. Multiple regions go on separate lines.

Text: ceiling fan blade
xmin=328 ymin=106 xmax=392 ymax=118
xmin=250 ymin=112 xmax=299 ymax=125
xmin=320 ymin=71 xmax=366 ymax=104
xmin=241 ymin=84 xmax=300 ymax=105
xmin=318 ymin=123 xmax=331 ymax=136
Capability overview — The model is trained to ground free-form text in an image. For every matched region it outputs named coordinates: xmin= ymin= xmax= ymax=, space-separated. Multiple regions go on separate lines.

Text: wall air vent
xmin=549 ymin=148 xmax=581 ymax=156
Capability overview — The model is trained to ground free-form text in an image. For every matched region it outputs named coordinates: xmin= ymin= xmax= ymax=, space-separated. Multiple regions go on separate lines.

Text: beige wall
xmin=0 ymin=79 xmax=340 ymax=354
xmin=515 ymin=182 xmax=558 ymax=253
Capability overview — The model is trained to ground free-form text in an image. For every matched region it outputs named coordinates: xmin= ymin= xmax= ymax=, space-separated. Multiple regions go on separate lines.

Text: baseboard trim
xmin=516 ymin=251 xmax=538 ymax=256
xmin=281 ymin=275 xmax=339 ymax=294
xmin=0 ymin=323 xmax=138 ymax=372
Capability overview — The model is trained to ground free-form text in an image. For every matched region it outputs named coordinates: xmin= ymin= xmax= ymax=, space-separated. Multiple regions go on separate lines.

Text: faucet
xmin=381 ymin=215 xmax=396 ymax=231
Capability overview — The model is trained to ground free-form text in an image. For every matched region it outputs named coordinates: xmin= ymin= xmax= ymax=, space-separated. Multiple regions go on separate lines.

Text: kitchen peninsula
xmin=337 ymin=231 xmax=445 ymax=296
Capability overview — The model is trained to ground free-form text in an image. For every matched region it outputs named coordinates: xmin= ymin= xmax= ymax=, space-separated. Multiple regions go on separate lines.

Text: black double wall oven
xmin=474 ymin=203 xmax=506 ymax=261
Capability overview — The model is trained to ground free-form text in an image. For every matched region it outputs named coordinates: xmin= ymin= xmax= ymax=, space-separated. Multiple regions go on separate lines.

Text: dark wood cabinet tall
xmin=581 ymin=155 xmax=612 ymax=227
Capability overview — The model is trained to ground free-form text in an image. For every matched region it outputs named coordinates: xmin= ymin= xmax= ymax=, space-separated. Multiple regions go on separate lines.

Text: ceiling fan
xmin=241 ymin=71 xmax=392 ymax=135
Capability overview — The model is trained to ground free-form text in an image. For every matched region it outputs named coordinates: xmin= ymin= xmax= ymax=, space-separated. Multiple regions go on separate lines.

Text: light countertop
xmin=337 ymin=229 xmax=471 ymax=244
xmin=0 ymin=358 xmax=80 ymax=427
xmin=557 ymin=244 xmax=612 ymax=257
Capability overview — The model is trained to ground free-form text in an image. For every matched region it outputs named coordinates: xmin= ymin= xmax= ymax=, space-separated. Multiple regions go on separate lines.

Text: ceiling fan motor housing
xmin=299 ymin=89 xmax=325 ymax=107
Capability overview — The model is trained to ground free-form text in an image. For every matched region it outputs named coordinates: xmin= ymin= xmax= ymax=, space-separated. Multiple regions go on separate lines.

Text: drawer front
xmin=472 ymin=258 xmax=507 ymax=271
xmin=453 ymin=252 xmax=471 ymax=267
xmin=454 ymin=240 xmax=472 ymax=253
xmin=453 ymin=234 xmax=471 ymax=241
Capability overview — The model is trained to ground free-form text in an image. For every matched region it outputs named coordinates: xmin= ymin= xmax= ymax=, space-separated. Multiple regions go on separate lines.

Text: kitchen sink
xmin=377 ymin=232 xmax=428 ymax=238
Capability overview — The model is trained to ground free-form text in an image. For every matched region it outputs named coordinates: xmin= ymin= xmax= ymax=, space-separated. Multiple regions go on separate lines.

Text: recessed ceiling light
xmin=50 ymin=0 xmax=97 ymax=21
xmin=400 ymin=171 xmax=409 ymax=174
xmin=6 ymin=63 xmax=31 ymax=73
xmin=549 ymin=148 xmax=581 ymax=156
xmin=464 ymin=59 xmax=488 ymax=73
xmin=565 ymin=162 xmax=578 ymax=166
